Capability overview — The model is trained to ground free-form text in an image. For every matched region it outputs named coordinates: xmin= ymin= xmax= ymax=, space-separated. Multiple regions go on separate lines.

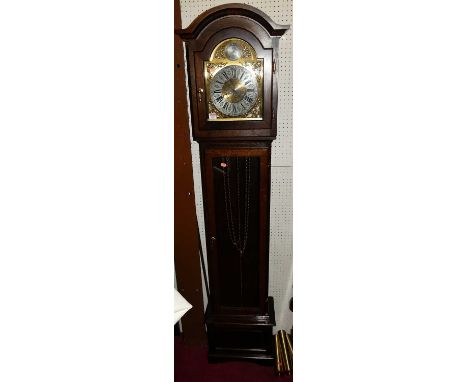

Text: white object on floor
xmin=174 ymin=288 xmax=192 ymax=324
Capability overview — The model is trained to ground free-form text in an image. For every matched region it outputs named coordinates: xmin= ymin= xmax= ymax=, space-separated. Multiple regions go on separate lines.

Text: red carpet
xmin=175 ymin=337 xmax=293 ymax=382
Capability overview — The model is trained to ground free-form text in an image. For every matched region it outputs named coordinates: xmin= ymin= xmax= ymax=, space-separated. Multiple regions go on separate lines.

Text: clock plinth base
xmin=205 ymin=297 xmax=276 ymax=365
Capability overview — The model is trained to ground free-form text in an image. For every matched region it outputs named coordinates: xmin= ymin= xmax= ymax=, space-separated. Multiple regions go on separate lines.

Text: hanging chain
xmin=236 ymin=157 xmax=241 ymax=248
xmin=222 ymin=156 xmax=251 ymax=257
xmin=223 ymin=157 xmax=237 ymax=247
xmin=242 ymin=157 xmax=251 ymax=254
xmin=221 ymin=156 xmax=252 ymax=307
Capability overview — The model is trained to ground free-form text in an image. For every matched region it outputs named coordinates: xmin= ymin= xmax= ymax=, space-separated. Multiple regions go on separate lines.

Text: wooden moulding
xmin=205 ymin=297 xmax=276 ymax=365
xmin=175 ymin=3 xmax=289 ymax=40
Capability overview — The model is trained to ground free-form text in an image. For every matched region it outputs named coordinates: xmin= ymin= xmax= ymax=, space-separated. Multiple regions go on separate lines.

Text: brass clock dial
xmin=204 ymin=38 xmax=263 ymax=121
xmin=209 ymin=65 xmax=258 ymax=117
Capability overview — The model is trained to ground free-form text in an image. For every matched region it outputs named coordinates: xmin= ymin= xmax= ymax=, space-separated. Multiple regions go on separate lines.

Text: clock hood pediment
xmin=175 ymin=3 xmax=289 ymax=41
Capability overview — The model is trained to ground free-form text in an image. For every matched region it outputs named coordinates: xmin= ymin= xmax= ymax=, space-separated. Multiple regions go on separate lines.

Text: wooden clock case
xmin=176 ymin=4 xmax=288 ymax=364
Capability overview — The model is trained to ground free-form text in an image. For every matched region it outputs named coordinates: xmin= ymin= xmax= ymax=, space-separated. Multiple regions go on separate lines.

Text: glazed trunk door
xmin=203 ymin=148 xmax=270 ymax=315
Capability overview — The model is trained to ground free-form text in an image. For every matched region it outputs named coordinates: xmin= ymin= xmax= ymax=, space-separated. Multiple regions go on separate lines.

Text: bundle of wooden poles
xmin=274 ymin=330 xmax=293 ymax=376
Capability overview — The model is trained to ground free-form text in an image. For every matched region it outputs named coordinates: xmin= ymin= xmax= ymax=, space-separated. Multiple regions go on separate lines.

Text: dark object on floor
xmin=175 ymin=337 xmax=293 ymax=382
xmin=289 ymin=297 xmax=293 ymax=339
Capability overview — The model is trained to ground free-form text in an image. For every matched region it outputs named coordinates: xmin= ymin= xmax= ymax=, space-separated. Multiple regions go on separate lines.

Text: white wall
xmin=180 ymin=0 xmax=293 ymax=332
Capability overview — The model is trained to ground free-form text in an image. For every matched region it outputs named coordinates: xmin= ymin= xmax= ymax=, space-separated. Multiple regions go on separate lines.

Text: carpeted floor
xmin=174 ymin=337 xmax=293 ymax=382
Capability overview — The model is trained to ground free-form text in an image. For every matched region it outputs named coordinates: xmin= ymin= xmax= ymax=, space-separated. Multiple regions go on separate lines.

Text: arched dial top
xmin=205 ymin=38 xmax=263 ymax=121
xmin=209 ymin=38 xmax=257 ymax=62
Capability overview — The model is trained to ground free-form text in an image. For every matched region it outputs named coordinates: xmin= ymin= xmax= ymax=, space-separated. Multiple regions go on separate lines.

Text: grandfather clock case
xmin=177 ymin=4 xmax=288 ymax=364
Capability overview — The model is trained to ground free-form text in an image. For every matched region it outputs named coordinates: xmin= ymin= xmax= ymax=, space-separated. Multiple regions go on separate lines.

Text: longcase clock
xmin=176 ymin=4 xmax=289 ymax=364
